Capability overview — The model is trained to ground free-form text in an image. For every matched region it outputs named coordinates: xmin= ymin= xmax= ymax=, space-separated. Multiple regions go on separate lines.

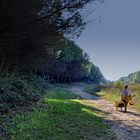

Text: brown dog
xmin=114 ymin=95 xmax=134 ymax=112
xmin=114 ymin=101 xmax=124 ymax=111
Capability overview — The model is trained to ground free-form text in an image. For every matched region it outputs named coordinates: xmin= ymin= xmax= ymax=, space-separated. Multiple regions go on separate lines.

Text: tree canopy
xmin=0 ymin=0 xmax=106 ymax=84
xmin=0 ymin=0 xmax=93 ymax=69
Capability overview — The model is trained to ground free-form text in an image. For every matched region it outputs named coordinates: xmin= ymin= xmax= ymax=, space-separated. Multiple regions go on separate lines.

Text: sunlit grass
xmin=8 ymin=90 xmax=116 ymax=140
xmin=96 ymin=88 xmax=122 ymax=102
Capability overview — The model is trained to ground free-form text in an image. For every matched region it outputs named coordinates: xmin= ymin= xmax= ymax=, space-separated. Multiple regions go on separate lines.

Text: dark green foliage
xmin=0 ymin=0 xmax=105 ymax=85
xmin=0 ymin=0 xmax=94 ymax=71
xmin=42 ymin=38 xmax=106 ymax=84
xmin=0 ymin=70 xmax=49 ymax=114
xmin=47 ymin=39 xmax=91 ymax=83
xmin=88 ymin=65 xmax=107 ymax=84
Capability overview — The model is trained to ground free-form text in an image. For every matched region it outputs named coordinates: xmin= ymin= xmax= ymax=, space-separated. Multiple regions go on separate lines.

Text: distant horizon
xmin=75 ymin=0 xmax=140 ymax=81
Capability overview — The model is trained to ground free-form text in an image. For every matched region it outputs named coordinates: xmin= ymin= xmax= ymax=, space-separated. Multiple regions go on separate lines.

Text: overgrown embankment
xmin=0 ymin=70 xmax=50 ymax=138
xmin=0 ymin=70 xmax=49 ymax=114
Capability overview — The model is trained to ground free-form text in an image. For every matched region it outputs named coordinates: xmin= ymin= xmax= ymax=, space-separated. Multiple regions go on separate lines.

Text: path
xmin=70 ymin=86 xmax=140 ymax=140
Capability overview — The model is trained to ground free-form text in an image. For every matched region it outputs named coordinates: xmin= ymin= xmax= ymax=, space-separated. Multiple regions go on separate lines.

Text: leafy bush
xmin=0 ymin=70 xmax=49 ymax=114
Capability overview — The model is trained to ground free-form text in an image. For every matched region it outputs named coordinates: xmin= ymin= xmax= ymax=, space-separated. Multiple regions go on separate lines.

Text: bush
xmin=0 ymin=70 xmax=49 ymax=114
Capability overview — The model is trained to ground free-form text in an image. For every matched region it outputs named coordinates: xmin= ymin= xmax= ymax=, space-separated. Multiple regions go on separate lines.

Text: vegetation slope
xmin=119 ymin=71 xmax=140 ymax=84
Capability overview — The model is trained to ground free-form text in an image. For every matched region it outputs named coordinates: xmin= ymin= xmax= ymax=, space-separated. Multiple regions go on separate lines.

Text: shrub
xmin=0 ymin=70 xmax=49 ymax=114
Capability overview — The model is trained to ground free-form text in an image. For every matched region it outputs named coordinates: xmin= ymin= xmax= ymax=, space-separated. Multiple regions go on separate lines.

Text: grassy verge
xmin=8 ymin=89 xmax=116 ymax=140
xmin=96 ymin=87 xmax=122 ymax=102
xmin=85 ymin=84 xmax=140 ymax=111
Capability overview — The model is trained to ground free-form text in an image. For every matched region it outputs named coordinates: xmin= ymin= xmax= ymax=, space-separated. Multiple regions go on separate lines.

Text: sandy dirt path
xmin=70 ymin=86 xmax=140 ymax=140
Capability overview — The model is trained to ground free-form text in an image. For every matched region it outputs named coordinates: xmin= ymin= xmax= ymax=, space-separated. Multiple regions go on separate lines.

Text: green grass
xmin=86 ymin=84 xmax=140 ymax=111
xmin=8 ymin=90 xmax=116 ymax=140
xmin=96 ymin=87 xmax=122 ymax=102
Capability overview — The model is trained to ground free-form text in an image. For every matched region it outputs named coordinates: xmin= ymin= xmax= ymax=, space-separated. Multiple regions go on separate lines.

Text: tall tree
xmin=0 ymin=0 xmax=95 ymax=70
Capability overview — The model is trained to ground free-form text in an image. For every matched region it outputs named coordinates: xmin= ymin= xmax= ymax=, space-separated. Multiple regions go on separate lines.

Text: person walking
xmin=122 ymin=84 xmax=132 ymax=112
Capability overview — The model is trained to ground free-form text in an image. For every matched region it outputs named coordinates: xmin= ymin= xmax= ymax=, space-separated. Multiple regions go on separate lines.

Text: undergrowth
xmin=0 ymin=70 xmax=49 ymax=114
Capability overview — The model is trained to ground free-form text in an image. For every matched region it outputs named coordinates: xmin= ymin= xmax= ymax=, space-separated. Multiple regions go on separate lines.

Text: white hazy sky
xmin=75 ymin=0 xmax=140 ymax=81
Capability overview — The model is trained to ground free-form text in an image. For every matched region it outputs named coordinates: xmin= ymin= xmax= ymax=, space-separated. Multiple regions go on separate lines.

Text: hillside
xmin=87 ymin=65 xmax=107 ymax=84
xmin=118 ymin=71 xmax=140 ymax=83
